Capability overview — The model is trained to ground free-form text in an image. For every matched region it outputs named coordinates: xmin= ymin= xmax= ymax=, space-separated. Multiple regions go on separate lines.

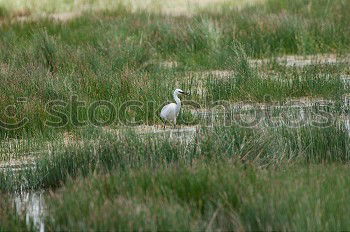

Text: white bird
xmin=160 ymin=89 xmax=189 ymax=128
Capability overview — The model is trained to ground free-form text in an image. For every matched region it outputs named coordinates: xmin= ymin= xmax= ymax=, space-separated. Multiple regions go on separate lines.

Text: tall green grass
xmin=0 ymin=195 xmax=32 ymax=231
xmin=0 ymin=0 xmax=349 ymax=137
xmin=206 ymin=65 xmax=346 ymax=102
xmin=45 ymin=164 xmax=350 ymax=231
xmin=205 ymin=42 xmax=347 ymax=102
xmin=0 ymin=1 xmax=349 ymax=230
xmin=0 ymin=124 xmax=348 ymax=191
xmin=211 ymin=0 xmax=350 ymax=56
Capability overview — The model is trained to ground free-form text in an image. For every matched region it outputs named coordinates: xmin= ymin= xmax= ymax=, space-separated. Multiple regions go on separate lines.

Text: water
xmin=135 ymin=126 xmax=199 ymax=144
xmin=345 ymin=118 xmax=350 ymax=136
xmin=14 ymin=191 xmax=46 ymax=232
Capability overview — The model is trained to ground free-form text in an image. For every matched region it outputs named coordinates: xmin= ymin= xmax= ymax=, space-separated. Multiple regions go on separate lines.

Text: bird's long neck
xmin=173 ymin=92 xmax=181 ymax=110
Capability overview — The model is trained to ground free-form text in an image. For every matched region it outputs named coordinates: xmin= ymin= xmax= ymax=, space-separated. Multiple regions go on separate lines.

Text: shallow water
xmin=14 ymin=191 xmax=46 ymax=232
xmin=345 ymin=118 xmax=350 ymax=136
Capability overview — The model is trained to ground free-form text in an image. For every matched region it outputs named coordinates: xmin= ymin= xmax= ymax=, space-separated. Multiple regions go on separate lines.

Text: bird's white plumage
xmin=160 ymin=103 xmax=179 ymax=122
xmin=160 ymin=89 xmax=187 ymax=127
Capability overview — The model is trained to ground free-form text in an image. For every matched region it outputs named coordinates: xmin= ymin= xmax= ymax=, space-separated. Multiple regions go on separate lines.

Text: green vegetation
xmin=0 ymin=0 xmax=348 ymax=136
xmin=0 ymin=0 xmax=349 ymax=230
xmin=0 ymin=123 xmax=349 ymax=230
xmin=206 ymin=49 xmax=347 ymax=102
xmin=0 ymin=196 xmax=33 ymax=232
xmin=45 ymin=164 xmax=350 ymax=231
xmin=1 ymin=124 xmax=350 ymax=190
xmin=214 ymin=0 xmax=350 ymax=56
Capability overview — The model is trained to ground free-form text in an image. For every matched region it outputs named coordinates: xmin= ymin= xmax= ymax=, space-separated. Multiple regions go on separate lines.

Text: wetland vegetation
xmin=0 ymin=0 xmax=350 ymax=231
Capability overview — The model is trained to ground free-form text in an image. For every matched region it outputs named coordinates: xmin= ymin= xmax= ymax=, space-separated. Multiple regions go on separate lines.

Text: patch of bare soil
xmin=0 ymin=155 xmax=37 ymax=171
xmin=190 ymin=97 xmax=337 ymax=116
xmin=1 ymin=0 xmax=265 ymax=24
xmin=5 ymin=11 xmax=82 ymax=24
xmin=250 ymin=54 xmax=350 ymax=67
xmin=103 ymin=0 xmax=266 ymax=17
xmin=102 ymin=125 xmax=200 ymax=144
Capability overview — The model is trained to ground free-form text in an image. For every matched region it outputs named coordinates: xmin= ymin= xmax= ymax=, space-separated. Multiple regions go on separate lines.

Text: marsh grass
xmin=206 ymin=69 xmax=346 ymax=102
xmin=209 ymin=0 xmax=350 ymax=56
xmin=44 ymin=164 xmax=350 ymax=231
xmin=0 ymin=6 xmax=8 ymax=18
xmin=0 ymin=123 xmax=349 ymax=191
xmin=0 ymin=0 xmax=349 ymax=137
xmin=34 ymin=29 xmax=57 ymax=74
xmin=0 ymin=195 xmax=32 ymax=231
xmin=0 ymin=1 xmax=350 ymax=230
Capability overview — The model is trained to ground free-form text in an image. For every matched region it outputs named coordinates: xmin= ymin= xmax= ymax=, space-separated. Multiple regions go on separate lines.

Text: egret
xmin=160 ymin=89 xmax=189 ymax=128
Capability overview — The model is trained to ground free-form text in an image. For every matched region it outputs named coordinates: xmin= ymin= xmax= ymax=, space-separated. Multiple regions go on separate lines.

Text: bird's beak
xmin=183 ymin=92 xmax=190 ymax=95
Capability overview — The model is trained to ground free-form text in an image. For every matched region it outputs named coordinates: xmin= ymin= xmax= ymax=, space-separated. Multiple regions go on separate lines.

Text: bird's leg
xmin=173 ymin=119 xmax=176 ymax=129
xmin=163 ymin=121 xmax=166 ymax=129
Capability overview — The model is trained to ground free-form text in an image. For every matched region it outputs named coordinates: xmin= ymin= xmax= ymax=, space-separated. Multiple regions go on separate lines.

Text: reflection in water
xmin=14 ymin=191 xmax=46 ymax=232
xmin=345 ymin=118 xmax=350 ymax=136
